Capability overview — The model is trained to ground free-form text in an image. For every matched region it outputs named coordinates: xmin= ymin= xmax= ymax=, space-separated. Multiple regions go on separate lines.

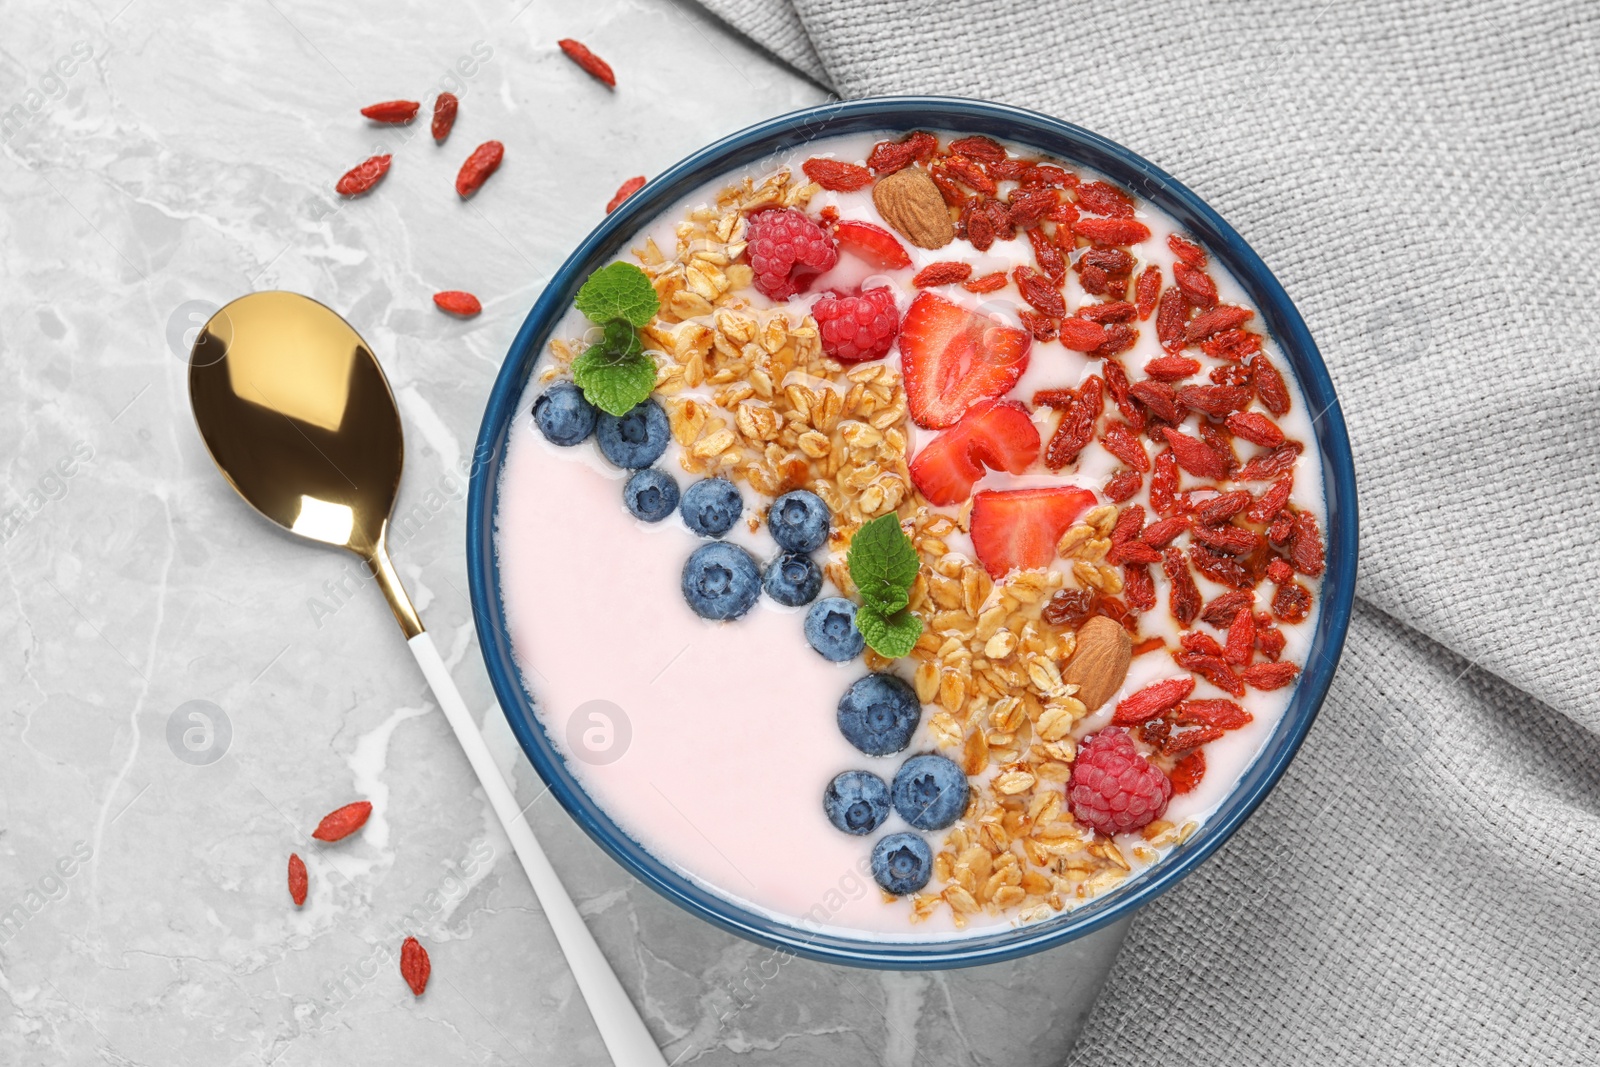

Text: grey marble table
xmin=0 ymin=1 xmax=1127 ymax=1063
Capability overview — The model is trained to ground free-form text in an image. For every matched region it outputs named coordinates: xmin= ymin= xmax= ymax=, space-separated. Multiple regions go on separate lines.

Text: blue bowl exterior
xmin=466 ymin=96 xmax=1358 ymax=969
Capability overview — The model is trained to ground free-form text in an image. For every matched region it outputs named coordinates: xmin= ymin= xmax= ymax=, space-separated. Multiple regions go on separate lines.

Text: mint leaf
xmin=571 ymin=320 xmax=656 ymax=416
xmin=856 ymin=604 xmax=922 ymax=660
xmin=847 ymin=514 xmax=920 ymax=614
xmin=574 ymin=262 xmax=660 ymax=328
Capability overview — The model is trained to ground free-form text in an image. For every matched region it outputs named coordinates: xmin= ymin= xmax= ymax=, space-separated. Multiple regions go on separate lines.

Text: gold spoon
xmin=189 ymin=291 xmax=666 ymax=1067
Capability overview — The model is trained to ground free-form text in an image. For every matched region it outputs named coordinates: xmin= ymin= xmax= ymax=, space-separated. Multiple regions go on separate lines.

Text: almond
xmin=872 ymin=168 xmax=954 ymax=249
xmin=1063 ymin=616 xmax=1132 ymax=712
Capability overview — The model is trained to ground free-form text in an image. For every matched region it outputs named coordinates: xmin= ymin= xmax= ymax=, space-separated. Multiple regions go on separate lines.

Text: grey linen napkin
xmin=695 ymin=0 xmax=1600 ymax=1061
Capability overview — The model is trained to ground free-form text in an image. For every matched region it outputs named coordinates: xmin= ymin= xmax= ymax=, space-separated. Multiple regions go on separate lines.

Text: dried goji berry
xmin=1013 ymin=266 xmax=1065 ymax=317
xmin=1032 ymin=389 xmax=1075 ymax=409
xmin=1162 ymin=547 xmax=1201 ymax=627
xmin=912 ymin=261 xmax=972 ymax=287
xmin=1161 ymin=725 xmax=1225 ymax=755
xmin=312 ymin=801 xmax=372 ymax=842
xmin=558 ymin=38 xmax=615 ymax=87
xmin=1200 ymin=590 xmax=1255 ymax=628
xmin=1149 ymin=450 xmax=1179 ymax=513
xmin=1173 ymin=262 xmax=1219 ymax=309
xmin=1140 ymin=516 xmax=1188 ymax=548
xmin=1176 ymin=698 xmax=1252 ymax=730
xmin=1178 ymin=384 xmax=1252 ymax=418
xmin=1091 ymin=323 xmax=1137 ymax=360
xmin=1101 ymin=422 xmax=1151 ymax=472
xmin=1181 ymin=631 xmax=1225 ymax=657
xmin=1267 ymin=557 xmax=1296 ymax=584
xmin=939 ymin=153 xmax=996 ymax=195
xmin=433 ymin=290 xmax=482 ymax=317
xmin=1186 ymin=305 xmax=1254 ymax=342
xmin=1272 ymin=581 xmax=1313 ymax=623
xmin=1110 ymin=539 xmax=1162 ymax=566
xmin=1019 ymin=310 xmax=1060 ymax=342
xmin=1168 ymin=233 xmax=1206 ymax=268
xmin=866 ymin=131 xmax=937 ymax=174
xmin=606 ymin=175 xmax=646 ymax=214
xmin=1045 ymin=198 xmax=1080 ymax=225
xmin=1104 ymin=469 xmax=1143 ymax=502
xmin=1131 ymin=380 xmax=1180 ymax=423
xmin=947 ymin=134 xmax=1007 ymax=162
xmin=1290 ymin=511 xmax=1327 ymax=576
xmin=1226 ymin=411 xmax=1285 ymax=447
xmin=1243 ymin=662 xmax=1300 ymax=690
xmin=1168 ymin=750 xmax=1206 ymax=795
xmin=1143 ymin=356 xmax=1200 ymax=382
xmin=288 ymin=853 xmax=307 ymax=907
xmin=1198 ymin=422 xmax=1238 ymax=473
xmin=1113 ymin=676 xmax=1195 ymax=725
xmin=1045 ymin=376 xmax=1104 ymax=469
xmin=1223 ymin=610 xmax=1256 ymax=665
xmin=1161 ymin=427 xmax=1227 ymax=480
xmin=1191 ymin=544 xmax=1256 ymax=589
xmin=1156 ymin=289 xmax=1189 ymax=352
xmin=1073 ymin=216 xmax=1152 ymax=245
xmin=1195 ymin=490 xmax=1252 ymax=525
xmin=1210 ymin=364 xmax=1254 ymax=387
xmin=1027 ymin=227 xmax=1066 ymax=283
xmin=1237 ymin=442 xmax=1303 ymax=481
xmin=1202 ymin=328 xmax=1262 ymax=362
xmin=455 ymin=141 xmax=504 ymax=198
xmin=1247 ymin=477 xmax=1294 ymax=523
xmin=802 ymin=157 xmax=873 ymax=191
xmin=930 ymin=167 xmax=969 ymax=206
xmin=961 ymin=199 xmax=995 ymax=251
xmin=1173 ymin=651 xmax=1245 ymax=696
xmin=1058 ymin=316 xmax=1108 ymax=352
xmin=1123 ymin=563 xmax=1156 ymax=611
xmin=431 ymin=93 xmax=457 ymax=142
xmin=1025 ymin=163 xmax=1075 ymax=188
xmin=1253 ymin=357 xmax=1292 ymax=415
xmin=1134 ymin=266 xmax=1162 ymax=320
xmin=1008 ymin=186 xmax=1059 ymax=229
xmin=400 ymin=936 xmax=431 ymax=996
xmin=1076 ymin=180 xmax=1135 ymax=217
xmin=335 ymin=154 xmax=392 ymax=197
xmin=1269 ymin=516 xmax=1295 ymax=545
xmin=1103 ymin=359 xmax=1141 ymax=426
xmin=962 ymin=270 xmax=1007 ymax=293
xmin=1255 ymin=624 xmax=1287 ymax=659
xmin=360 ymin=100 xmax=420 ymax=123
xmin=1078 ymin=301 xmax=1137 ymax=324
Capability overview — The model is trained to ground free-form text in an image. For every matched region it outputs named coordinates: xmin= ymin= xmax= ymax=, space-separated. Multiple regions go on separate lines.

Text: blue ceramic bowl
xmin=467 ymin=96 xmax=1357 ymax=969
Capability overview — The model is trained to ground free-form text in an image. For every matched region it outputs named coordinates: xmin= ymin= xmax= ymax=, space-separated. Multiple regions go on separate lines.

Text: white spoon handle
xmin=407 ymin=631 xmax=667 ymax=1067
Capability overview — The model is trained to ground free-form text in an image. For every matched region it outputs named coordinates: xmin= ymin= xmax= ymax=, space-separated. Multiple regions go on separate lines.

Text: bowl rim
xmin=465 ymin=95 xmax=1358 ymax=969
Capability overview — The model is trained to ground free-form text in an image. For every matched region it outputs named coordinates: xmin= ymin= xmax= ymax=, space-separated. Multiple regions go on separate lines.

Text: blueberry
xmin=836 ymin=672 xmax=920 ymax=755
xmin=596 ymin=398 xmax=670 ymax=469
xmin=871 ymin=832 xmax=932 ymax=896
xmin=763 ymin=552 xmax=822 ymax=606
xmin=680 ymin=478 xmax=743 ymax=538
xmin=805 ymin=596 xmax=865 ymax=662
xmin=533 ymin=382 xmax=597 ymax=446
xmin=681 ymin=542 xmax=761 ymax=621
xmin=768 ymin=490 xmax=831 ymax=553
xmin=624 ymin=468 xmax=679 ymax=523
xmin=823 ymin=770 xmax=890 ymax=836
xmin=890 ymin=754 xmax=968 ymax=831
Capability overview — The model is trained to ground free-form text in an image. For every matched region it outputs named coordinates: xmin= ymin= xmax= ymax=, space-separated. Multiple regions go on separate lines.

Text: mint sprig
xmin=571 ymin=318 xmax=656 ymax=416
xmin=568 ymin=262 xmax=661 ymax=416
xmin=847 ymin=514 xmax=923 ymax=658
xmin=574 ymin=262 xmax=659 ymax=328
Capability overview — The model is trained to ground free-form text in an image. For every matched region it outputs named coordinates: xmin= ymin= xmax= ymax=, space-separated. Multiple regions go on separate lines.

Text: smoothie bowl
xmin=467 ymin=97 xmax=1356 ymax=968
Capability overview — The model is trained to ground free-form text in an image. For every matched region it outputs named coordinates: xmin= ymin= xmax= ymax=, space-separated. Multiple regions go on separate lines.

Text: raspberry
xmin=745 ymin=208 xmax=837 ymax=301
xmin=813 ymin=286 xmax=898 ymax=364
xmin=1067 ymin=727 xmax=1172 ymax=835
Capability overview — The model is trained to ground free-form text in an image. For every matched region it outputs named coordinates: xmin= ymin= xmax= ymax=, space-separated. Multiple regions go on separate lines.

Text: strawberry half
xmin=831 ymin=219 xmax=911 ymax=270
xmin=970 ymin=486 xmax=1097 ymax=579
xmin=909 ymin=399 xmax=1040 ymax=506
xmin=899 ymin=291 xmax=1032 ymax=429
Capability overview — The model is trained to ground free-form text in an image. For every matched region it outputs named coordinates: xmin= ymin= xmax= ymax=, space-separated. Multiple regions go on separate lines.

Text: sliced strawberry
xmin=899 ymin=291 xmax=1032 ymax=429
xmin=909 ymin=399 xmax=1039 ymax=505
xmin=831 ymin=219 xmax=912 ymax=270
xmin=970 ymin=486 xmax=1096 ymax=578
